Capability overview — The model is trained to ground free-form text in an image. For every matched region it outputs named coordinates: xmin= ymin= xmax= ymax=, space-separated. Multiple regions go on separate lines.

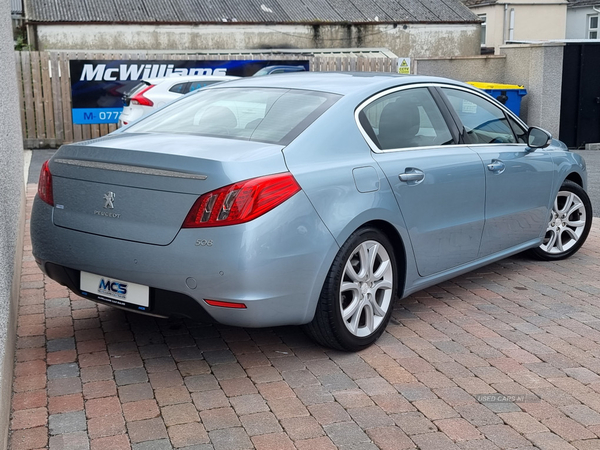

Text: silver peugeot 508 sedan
xmin=31 ymin=72 xmax=591 ymax=351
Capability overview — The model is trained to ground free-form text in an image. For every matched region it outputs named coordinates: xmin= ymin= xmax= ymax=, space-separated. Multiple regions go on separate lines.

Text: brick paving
xmin=8 ymin=183 xmax=600 ymax=450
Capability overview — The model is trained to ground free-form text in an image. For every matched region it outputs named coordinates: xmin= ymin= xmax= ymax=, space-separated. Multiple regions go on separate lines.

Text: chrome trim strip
xmin=354 ymin=82 xmax=529 ymax=154
xmin=364 ymin=143 xmax=529 ymax=154
xmin=54 ymin=159 xmax=208 ymax=180
xmin=466 ymin=143 xmax=528 ymax=148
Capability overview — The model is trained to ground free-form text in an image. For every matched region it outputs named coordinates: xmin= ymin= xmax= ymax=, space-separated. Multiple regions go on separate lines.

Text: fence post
xmin=49 ymin=52 xmax=64 ymax=143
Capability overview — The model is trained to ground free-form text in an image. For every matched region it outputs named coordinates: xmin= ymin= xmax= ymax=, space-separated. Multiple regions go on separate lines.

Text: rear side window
xmin=442 ymin=88 xmax=518 ymax=144
xmin=169 ymin=82 xmax=188 ymax=94
xmin=125 ymin=87 xmax=340 ymax=145
xmin=189 ymin=80 xmax=222 ymax=92
xmin=360 ymin=87 xmax=454 ymax=150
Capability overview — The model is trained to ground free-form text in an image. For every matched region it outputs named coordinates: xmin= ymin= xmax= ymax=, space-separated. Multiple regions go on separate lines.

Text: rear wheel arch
xmin=360 ymin=220 xmax=407 ymax=298
xmin=304 ymin=218 xmax=407 ymax=323
xmin=303 ymin=224 xmax=401 ymax=350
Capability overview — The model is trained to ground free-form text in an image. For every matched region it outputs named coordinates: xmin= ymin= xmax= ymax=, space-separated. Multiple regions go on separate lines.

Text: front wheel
xmin=303 ymin=228 xmax=398 ymax=351
xmin=529 ymin=181 xmax=592 ymax=261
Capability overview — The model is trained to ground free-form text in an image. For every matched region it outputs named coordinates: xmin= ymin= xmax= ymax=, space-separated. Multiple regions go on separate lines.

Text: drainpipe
xmin=26 ymin=22 xmax=37 ymax=50
xmin=23 ymin=0 xmax=38 ymax=50
xmin=594 ymin=4 xmax=600 ymax=39
xmin=503 ymin=4 xmax=508 ymax=44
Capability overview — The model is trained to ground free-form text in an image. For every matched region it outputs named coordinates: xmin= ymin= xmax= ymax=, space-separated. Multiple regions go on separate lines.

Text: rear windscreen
xmin=124 ymin=87 xmax=340 ymax=145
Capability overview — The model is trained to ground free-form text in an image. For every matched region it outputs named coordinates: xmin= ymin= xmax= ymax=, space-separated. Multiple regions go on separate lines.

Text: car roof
xmin=202 ymin=72 xmax=472 ymax=97
xmin=261 ymin=65 xmax=306 ymax=71
xmin=146 ymin=75 xmax=240 ymax=84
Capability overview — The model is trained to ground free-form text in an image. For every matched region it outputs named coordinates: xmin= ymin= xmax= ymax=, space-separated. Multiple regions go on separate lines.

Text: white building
xmin=566 ymin=0 xmax=600 ymax=39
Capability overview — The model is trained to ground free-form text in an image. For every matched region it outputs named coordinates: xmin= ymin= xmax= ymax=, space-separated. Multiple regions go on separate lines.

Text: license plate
xmin=80 ymin=271 xmax=149 ymax=309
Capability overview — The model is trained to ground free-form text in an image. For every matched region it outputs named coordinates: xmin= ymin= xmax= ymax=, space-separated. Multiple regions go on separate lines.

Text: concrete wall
xmin=0 ymin=0 xmax=25 ymax=447
xmin=414 ymin=55 xmax=507 ymax=84
xmin=33 ymin=23 xmax=482 ymax=58
xmin=501 ymin=44 xmax=564 ymax=138
xmin=567 ymin=7 xmax=598 ymax=39
xmin=414 ymin=43 xmax=564 ymax=138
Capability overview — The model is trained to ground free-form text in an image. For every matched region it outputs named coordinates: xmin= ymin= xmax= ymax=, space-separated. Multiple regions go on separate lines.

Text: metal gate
xmin=560 ymin=42 xmax=600 ymax=148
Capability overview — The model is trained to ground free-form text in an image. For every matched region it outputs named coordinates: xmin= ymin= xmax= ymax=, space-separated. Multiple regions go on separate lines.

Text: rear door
xmin=364 ymin=86 xmax=486 ymax=277
xmin=439 ymin=86 xmax=555 ymax=257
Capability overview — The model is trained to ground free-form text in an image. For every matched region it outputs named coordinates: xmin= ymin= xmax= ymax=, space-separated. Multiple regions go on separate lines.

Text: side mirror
xmin=527 ymin=127 xmax=552 ymax=150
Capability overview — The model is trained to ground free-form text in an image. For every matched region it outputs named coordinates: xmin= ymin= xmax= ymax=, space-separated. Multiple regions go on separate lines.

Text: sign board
xmin=397 ymin=58 xmax=411 ymax=75
xmin=69 ymin=60 xmax=310 ymax=124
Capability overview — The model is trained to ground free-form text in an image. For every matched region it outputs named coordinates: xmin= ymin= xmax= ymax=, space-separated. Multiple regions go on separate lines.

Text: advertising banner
xmin=70 ymin=60 xmax=310 ymax=125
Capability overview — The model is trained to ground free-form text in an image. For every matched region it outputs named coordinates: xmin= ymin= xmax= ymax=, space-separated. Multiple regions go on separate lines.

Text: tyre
xmin=304 ymin=227 xmax=397 ymax=351
xmin=529 ymin=180 xmax=592 ymax=261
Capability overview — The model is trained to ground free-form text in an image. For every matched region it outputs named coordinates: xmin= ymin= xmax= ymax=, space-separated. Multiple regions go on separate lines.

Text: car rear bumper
xmin=43 ymin=262 xmax=216 ymax=321
xmin=118 ymin=106 xmax=146 ymax=127
xmin=31 ymin=193 xmax=339 ymax=328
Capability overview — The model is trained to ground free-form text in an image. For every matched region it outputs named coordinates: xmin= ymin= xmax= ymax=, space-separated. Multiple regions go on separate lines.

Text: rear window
xmin=169 ymin=82 xmax=188 ymax=94
xmin=188 ymin=80 xmax=223 ymax=92
xmin=125 ymin=87 xmax=340 ymax=145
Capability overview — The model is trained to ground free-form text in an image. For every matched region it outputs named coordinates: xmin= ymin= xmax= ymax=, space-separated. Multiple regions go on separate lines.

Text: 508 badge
xmin=195 ymin=239 xmax=213 ymax=247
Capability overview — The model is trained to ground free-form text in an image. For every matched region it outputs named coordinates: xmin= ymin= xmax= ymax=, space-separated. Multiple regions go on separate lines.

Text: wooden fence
xmin=14 ymin=51 xmax=396 ymax=148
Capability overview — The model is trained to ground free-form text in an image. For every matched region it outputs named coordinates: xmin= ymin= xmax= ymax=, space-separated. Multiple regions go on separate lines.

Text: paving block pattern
xmin=9 ymin=184 xmax=600 ymax=449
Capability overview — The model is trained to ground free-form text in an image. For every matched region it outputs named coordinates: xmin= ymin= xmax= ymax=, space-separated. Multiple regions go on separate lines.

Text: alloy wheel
xmin=340 ymin=240 xmax=394 ymax=337
xmin=540 ymin=190 xmax=587 ymax=255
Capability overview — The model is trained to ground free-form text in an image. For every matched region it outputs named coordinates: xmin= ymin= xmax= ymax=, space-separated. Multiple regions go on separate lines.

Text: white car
xmin=118 ymin=75 xmax=239 ymax=126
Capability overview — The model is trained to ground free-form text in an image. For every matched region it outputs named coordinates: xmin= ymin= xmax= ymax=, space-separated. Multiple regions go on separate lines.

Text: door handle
xmin=487 ymin=160 xmax=505 ymax=173
xmin=398 ymin=168 xmax=425 ymax=184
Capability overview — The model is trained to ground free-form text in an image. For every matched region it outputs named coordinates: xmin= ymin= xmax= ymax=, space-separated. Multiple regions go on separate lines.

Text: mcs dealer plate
xmin=80 ymin=271 xmax=149 ymax=311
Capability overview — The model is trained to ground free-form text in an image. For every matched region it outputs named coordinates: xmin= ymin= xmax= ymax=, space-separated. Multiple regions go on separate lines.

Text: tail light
xmin=38 ymin=160 xmax=54 ymax=206
xmin=182 ymin=173 xmax=301 ymax=228
xmin=130 ymin=85 xmax=155 ymax=106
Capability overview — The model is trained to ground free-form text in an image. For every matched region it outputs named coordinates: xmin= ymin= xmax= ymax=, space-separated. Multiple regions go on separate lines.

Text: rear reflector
xmin=182 ymin=172 xmax=301 ymax=228
xmin=204 ymin=299 xmax=247 ymax=309
xmin=38 ymin=160 xmax=54 ymax=206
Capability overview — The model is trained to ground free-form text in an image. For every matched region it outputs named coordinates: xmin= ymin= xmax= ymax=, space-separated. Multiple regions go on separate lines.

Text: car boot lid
xmin=48 ymin=133 xmax=288 ymax=245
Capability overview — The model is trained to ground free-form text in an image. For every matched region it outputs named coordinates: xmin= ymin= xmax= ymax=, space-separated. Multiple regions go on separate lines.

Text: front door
xmin=440 ymin=87 xmax=555 ymax=257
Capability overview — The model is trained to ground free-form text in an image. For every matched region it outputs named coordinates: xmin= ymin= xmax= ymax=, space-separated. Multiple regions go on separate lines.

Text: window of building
xmin=479 ymin=14 xmax=487 ymax=46
xmin=589 ymin=14 xmax=599 ymax=39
